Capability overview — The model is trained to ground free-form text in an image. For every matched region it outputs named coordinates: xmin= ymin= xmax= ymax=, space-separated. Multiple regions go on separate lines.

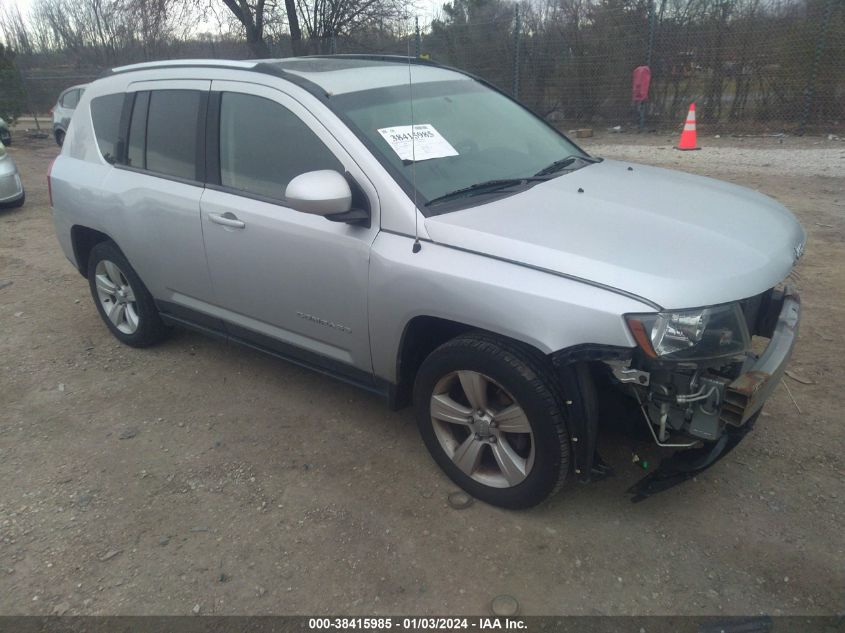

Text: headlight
xmin=626 ymin=303 xmax=751 ymax=360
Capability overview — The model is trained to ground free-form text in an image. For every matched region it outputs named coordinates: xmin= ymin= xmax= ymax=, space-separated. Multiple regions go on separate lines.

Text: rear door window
xmin=90 ymin=93 xmax=125 ymax=164
xmin=127 ymin=89 xmax=201 ymax=181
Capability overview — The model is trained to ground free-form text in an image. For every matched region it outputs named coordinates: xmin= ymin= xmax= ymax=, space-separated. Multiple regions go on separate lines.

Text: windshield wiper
xmin=426 ymin=177 xmax=547 ymax=207
xmin=533 ymin=154 xmax=601 ymax=178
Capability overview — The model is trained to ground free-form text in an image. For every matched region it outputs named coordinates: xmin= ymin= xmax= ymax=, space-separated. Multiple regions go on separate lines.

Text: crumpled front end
xmin=606 ymin=286 xmax=800 ymax=500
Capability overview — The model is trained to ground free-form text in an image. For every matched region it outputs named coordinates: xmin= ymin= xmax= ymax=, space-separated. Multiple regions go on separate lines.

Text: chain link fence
xmin=4 ymin=0 xmax=844 ymax=135
xmin=410 ymin=0 xmax=845 ymax=133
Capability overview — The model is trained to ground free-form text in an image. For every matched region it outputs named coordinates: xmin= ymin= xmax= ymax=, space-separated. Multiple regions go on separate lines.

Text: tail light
xmin=47 ymin=157 xmax=57 ymax=207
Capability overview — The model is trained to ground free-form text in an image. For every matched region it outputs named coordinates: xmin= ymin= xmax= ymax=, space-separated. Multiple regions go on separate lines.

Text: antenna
xmin=407 ymin=21 xmax=422 ymax=254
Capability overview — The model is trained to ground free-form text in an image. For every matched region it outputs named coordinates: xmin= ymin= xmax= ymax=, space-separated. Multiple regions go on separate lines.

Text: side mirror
xmin=285 ymin=170 xmax=352 ymax=216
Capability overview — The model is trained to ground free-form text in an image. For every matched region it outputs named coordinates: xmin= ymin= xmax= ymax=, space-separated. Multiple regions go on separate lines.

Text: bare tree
xmin=296 ymin=0 xmax=408 ymax=45
xmin=0 ymin=4 xmax=34 ymax=55
xmin=284 ymin=0 xmax=304 ymax=54
xmin=211 ymin=0 xmax=408 ymax=57
xmin=122 ymin=0 xmax=194 ymax=58
xmin=216 ymin=0 xmax=274 ymax=56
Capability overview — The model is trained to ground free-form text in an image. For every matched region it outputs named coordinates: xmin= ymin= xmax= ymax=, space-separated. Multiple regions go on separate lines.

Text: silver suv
xmin=50 ymin=57 xmax=804 ymax=507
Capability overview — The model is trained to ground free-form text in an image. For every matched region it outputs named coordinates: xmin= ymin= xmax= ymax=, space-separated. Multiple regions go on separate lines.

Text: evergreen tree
xmin=0 ymin=44 xmax=27 ymax=124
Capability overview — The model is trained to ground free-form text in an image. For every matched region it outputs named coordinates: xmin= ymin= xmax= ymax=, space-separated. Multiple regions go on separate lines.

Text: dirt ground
xmin=1 ymin=131 xmax=843 ymax=617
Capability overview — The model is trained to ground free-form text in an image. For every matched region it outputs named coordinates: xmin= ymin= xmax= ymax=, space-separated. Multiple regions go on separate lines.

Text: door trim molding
xmin=157 ymin=300 xmax=391 ymax=400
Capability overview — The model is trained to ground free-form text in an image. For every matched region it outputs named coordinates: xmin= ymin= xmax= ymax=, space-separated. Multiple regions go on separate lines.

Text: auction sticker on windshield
xmin=377 ymin=124 xmax=458 ymax=162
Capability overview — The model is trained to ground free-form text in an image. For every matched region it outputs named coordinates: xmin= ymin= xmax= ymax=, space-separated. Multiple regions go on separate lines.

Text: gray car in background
xmin=49 ymin=57 xmax=804 ymax=508
xmin=51 ymin=84 xmax=86 ymax=146
xmin=0 ymin=140 xmax=25 ymax=207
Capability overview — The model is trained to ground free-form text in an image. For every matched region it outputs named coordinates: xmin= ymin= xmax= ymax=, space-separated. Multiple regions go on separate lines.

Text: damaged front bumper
xmin=627 ymin=288 xmax=801 ymax=500
xmin=721 ymin=290 xmax=801 ymax=426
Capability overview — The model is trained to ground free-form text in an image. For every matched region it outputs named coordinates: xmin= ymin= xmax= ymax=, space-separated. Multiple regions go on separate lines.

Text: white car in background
xmin=51 ymin=84 xmax=87 ymax=146
xmin=0 ymin=141 xmax=25 ymax=208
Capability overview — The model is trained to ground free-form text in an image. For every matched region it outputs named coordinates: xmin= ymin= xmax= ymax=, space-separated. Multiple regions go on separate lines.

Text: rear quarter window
xmin=90 ymin=94 xmax=125 ymax=165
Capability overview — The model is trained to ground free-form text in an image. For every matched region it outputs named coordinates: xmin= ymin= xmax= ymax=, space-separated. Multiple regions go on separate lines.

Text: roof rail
xmin=296 ymin=54 xmax=442 ymax=67
xmin=103 ymin=55 xmax=446 ymax=80
xmin=108 ymin=58 xmax=258 ymax=76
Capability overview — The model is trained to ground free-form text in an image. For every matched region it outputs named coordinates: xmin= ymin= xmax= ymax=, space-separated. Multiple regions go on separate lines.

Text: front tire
xmin=55 ymin=129 xmax=65 ymax=146
xmin=413 ymin=333 xmax=570 ymax=509
xmin=87 ymin=240 xmax=168 ymax=347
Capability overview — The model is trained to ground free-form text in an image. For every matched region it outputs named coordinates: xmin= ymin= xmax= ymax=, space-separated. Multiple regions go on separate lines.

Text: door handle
xmin=209 ymin=212 xmax=245 ymax=229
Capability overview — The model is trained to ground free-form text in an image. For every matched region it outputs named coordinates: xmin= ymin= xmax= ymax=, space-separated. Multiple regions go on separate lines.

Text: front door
xmin=199 ymin=81 xmax=379 ymax=380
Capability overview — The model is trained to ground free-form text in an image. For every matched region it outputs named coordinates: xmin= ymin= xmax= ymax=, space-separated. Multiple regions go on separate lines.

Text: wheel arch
xmin=70 ymin=225 xmax=111 ymax=276
xmin=394 ymin=314 xmax=632 ymax=483
xmin=391 ymin=314 xmax=588 ymax=409
xmin=391 ymin=315 xmax=476 ymax=409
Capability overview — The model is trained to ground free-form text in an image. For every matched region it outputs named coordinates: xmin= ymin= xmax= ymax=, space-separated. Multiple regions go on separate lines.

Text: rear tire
xmin=413 ymin=332 xmax=570 ymax=509
xmin=55 ymin=129 xmax=65 ymax=147
xmin=87 ymin=240 xmax=168 ymax=347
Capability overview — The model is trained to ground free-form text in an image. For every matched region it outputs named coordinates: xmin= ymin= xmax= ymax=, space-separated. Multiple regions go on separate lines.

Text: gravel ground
xmin=0 ymin=133 xmax=843 ymax=617
xmin=583 ymin=132 xmax=845 ymax=179
xmin=590 ymin=147 xmax=843 ymax=181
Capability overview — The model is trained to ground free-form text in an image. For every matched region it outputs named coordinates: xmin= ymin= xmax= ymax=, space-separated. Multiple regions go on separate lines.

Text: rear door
xmin=199 ymin=81 xmax=379 ymax=379
xmin=108 ymin=80 xmax=217 ymax=316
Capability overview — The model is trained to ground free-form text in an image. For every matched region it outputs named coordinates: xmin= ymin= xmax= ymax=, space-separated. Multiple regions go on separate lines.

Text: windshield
xmin=332 ymin=80 xmax=586 ymax=212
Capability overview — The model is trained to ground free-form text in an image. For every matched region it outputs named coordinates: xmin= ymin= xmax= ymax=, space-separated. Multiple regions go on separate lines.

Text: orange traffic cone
xmin=675 ymin=103 xmax=701 ymax=151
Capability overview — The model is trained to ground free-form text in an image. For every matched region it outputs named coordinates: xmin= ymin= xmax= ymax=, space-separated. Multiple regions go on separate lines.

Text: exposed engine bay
xmin=607 ymin=357 xmax=742 ymax=446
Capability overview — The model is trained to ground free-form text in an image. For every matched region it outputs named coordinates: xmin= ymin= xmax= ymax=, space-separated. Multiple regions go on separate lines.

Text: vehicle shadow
xmin=157 ymin=326 xmax=683 ymax=514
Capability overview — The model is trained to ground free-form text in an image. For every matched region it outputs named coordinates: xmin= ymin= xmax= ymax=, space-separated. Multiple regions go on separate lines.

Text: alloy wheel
xmin=430 ymin=370 xmax=535 ymax=488
xmin=94 ymin=259 xmax=140 ymax=335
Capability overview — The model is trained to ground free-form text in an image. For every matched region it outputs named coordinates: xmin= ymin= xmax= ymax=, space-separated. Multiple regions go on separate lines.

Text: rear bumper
xmin=722 ymin=287 xmax=800 ymax=426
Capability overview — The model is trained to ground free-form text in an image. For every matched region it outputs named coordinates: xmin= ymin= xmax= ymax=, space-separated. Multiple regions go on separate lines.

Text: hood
xmin=424 ymin=159 xmax=805 ymax=309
